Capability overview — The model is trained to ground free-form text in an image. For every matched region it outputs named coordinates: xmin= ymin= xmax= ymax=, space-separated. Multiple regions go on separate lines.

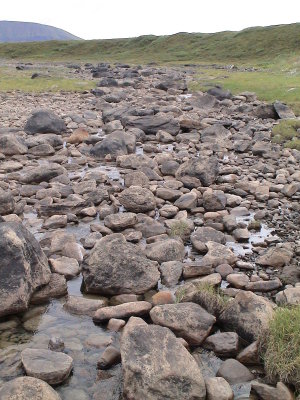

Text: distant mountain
xmin=0 ymin=21 xmax=81 ymax=42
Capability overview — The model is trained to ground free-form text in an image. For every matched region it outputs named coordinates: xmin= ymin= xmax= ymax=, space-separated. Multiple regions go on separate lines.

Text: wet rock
xmin=21 ymin=348 xmax=73 ymax=385
xmin=0 ymin=221 xmax=51 ymax=317
xmin=0 ymin=134 xmax=28 ymax=155
xmin=219 ymin=291 xmax=275 ymax=342
xmin=94 ymin=301 xmax=152 ymax=322
xmin=159 ymin=261 xmax=183 ymax=286
xmin=104 ymin=212 xmax=137 ymax=231
xmin=205 ymin=377 xmax=234 ymax=400
xmin=82 ymin=233 xmax=160 ymax=295
xmin=145 ymin=238 xmax=185 ymax=262
xmin=256 ymin=246 xmax=293 ymax=268
xmin=49 ymin=256 xmax=80 ymax=279
xmin=119 ymin=185 xmax=156 ymax=212
xmin=217 ymin=359 xmax=254 ymax=385
xmin=150 ymin=302 xmax=216 ymax=345
xmin=175 ymin=156 xmax=219 ymax=187
xmin=31 ymin=273 xmax=67 ymax=304
xmin=121 ymin=323 xmax=206 ymax=400
xmin=25 ymin=110 xmax=66 ymax=134
xmin=49 ymin=337 xmax=65 ymax=352
xmin=191 ymin=227 xmax=226 ymax=253
xmin=203 ymin=332 xmax=239 ymax=357
xmin=64 ymin=295 xmax=107 ymax=316
xmin=0 ymin=376 xmax=62 ymax=400
xmin=85 ymin=334 xmax=113 ymax=348
xmin=97 ymin=345 xmax=121 ymax=370
xmin=251 ymin=381 xmax=294 ymax=400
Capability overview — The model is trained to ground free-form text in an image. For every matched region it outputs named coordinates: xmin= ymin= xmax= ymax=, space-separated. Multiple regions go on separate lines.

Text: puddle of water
xmin=0 ymin=276 xmax=111 ymax=399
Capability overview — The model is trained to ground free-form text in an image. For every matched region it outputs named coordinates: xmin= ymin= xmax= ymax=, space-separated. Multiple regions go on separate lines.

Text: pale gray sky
xmin=2 ymin=0 xmax=300 ymax=39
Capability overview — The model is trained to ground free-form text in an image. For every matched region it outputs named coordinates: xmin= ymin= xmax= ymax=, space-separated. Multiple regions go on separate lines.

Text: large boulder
xmin=0 ymin=134 xmax=28 ymax=155
xmin=219 ymin=291 xmax=275 ymax=342
xmin=82 ymin=233 xmax=160 ymax=295
xmin=0 ymin=376 xmax=61 ymax=400
xmin=175 ymin=156 xmax=219 ymax=187
xmin=150 ymin=302 xmax=216 ymax=345
xmin=21 ymin=348 xmax=73 ymax=385
xmin=0 ymin=221 xmax=51 ymax=317
xmin=19 ymin=163 xmax=67 ymax=184
xmin=124 ymin=115 xmax=180 ymax=135
xmin=121 ymin=321 xmax=206 ymax=400
xmin=25 ymin=110 xmax=66 ymax=134
xmin=90 ymin=130 xmax=136 ymax=159
xmin=119 ymin=186 xmax=156 ymax=212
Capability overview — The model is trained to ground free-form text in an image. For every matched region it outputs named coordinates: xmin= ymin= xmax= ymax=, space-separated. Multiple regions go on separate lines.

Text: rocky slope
xmin=0 ymin=62 xmax=299 ymax=400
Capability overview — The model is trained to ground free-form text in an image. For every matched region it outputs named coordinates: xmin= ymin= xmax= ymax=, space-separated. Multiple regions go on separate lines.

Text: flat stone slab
xmin=64 ymin=295 xmax=107 ymax=317
xmin=93 ymin=301 xmax=152 ymax=323
xmin=21 ymin=348 xmax=73 ymax=385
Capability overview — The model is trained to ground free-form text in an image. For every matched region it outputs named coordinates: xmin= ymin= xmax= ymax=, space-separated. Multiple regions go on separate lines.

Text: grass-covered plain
xmin=0 ymin=66 xmax=95 ymax=92
xmin=259 ymin=306 xmax=300 ymax=390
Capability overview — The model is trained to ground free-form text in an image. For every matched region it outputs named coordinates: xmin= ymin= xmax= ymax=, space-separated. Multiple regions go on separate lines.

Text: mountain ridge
xmin=0 ymin=21 xmax=81 ymax=42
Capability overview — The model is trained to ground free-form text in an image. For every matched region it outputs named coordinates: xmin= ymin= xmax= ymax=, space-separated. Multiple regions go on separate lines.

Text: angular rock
xmin=0 ymin=134 xmax=28 ymax=155
xmin=90 ymin=130 xmax=136 ymax=159
xmin=219 ymin=291 xmax=275 ymax=342
xmin=175 ymin=156 xmax=219 ymax=187
xmin=124 ymin=115 xmax=180 ymax=135
xmin=121 ymin=323 xmax=206 ymax=400
xmin=25 ymin=110 xmax=66 ymax=134
xmin=21 ymin=348 xmax=73 ymax=385
xmin=275 ymin=286 xmax=300 ymax=306
xmin=256 ymin=246 xmax=293 ymax=268
xmin=31 ymin=273 xmax=67 ymax=304
xmin=0 ymin=190 xmax=15 ymax=215
xmin=82 ymin=233 xmax=160 ymax=295
xmin=49 ymin=257 xmax=80 ymax=279
xmin=251 ymin=381 xmax=294 ymax=400
xmin=191 ymin=227 xmax=226 ymax=253
xmin=0 ymin=221 xmax=51 ymax=317
xmin=159 ymin=261 xmax=183 ymax=287
xmin=150 ymin=302 xmax=216 ymax=345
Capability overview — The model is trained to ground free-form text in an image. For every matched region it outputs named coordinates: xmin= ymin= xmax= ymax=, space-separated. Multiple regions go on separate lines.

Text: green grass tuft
xmin=271 ymin=119 xmax=300 ymax=149
xmin=259 ymin=306 xmax=300 ymax=390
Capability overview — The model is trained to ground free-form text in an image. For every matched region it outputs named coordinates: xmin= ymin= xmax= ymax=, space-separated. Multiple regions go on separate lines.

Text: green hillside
xmin=0 ymin=23 xmax=299 ymax=64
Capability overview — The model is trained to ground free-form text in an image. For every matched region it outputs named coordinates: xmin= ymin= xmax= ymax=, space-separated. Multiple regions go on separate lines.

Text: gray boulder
xmin=0 ymin=190 xmax=15 ymax=215
xmin=119 ymin=186 xmax=156 ymax=212
xmin=82 ymin=233 xmax=160 ymax=295
xmin=0 ymin=377 xmax=61 ymax=400
xmin=124 ymin=115 xmax=180 ymax=135
xmin=25 ymin=110 xmax=66 ymax=134
xmin=0 ymin=134 xmax=28 ymax=155
xmin=121 ymin=322 xmax=206 ymax=400
xmin=0 ymin=221 xmax=51 ymax=317
xmin=150 ymin=302 xmax=216 ymax=345
xmin=175 ymin=156 xmax=219 ymax=187
xmin=90 ymin=130 xmax=136 ymax=159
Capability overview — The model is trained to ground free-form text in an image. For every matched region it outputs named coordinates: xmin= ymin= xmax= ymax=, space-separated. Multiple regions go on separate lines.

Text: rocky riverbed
xmin=0 ymin=62 xmax=299 ymax=400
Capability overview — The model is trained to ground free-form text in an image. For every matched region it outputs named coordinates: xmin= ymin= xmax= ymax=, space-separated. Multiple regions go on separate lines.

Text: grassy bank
xmin=0 ymin=23 xmax=300 ymax=64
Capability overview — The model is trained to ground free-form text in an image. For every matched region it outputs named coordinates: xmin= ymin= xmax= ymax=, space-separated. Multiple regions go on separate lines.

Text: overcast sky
xmin=1 ymin=0 xmax=300 ymax=39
